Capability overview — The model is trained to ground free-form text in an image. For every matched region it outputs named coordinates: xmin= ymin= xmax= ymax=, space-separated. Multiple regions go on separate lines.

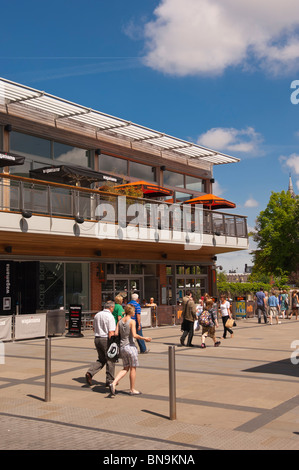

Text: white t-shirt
xmin=93 ymin=309 xmax=115 ymax=337
xmin=220 ymin=301 xmax=231 ymax=317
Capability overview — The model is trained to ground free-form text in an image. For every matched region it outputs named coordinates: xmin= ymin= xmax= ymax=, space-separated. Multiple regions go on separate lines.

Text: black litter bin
xmin=47 ymin=309 xmax=66 ymax=336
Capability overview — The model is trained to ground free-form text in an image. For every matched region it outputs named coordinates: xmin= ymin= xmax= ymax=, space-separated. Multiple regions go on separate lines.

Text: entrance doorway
xmin=101 ymin=263 xmax=145 ymax=304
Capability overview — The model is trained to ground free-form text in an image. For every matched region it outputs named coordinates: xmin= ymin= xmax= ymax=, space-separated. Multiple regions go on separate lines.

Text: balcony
xmin=0 ymin=173 xmax=248 ymax=259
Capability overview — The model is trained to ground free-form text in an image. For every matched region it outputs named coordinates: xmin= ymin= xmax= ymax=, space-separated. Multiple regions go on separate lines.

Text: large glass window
xmin=185 ymin=175 xmax=204 ymax=192
xmin=99 ymin=153 xmax=128 ymax=176
xmin=163 ymin=170 xmax=204 ymax=196
xmin=37 ymin=262 xmax=89 ymax=311
xmin=167 ymin=264 xmax=207 ymax=305
xmin=9 ymin=131 xmax=92 ymax=169
xmin=163 ymin=170 xmax=184 ymax=188
xmin=10 ymin=131 xmax=51 ymax=159
xmin=129 ymin=161 xmax=156 ymax=182
xmin=66 ymin=263 xmax=89 ymax=311
xmin=54 ymin=142 xmax=89 ymax=165
xmin=38 ymin=262 xmax=64 ymax=310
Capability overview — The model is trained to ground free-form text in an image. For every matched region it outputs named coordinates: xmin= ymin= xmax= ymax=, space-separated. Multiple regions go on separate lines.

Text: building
xmin=0 ymin=78 xmax=248 ymax=318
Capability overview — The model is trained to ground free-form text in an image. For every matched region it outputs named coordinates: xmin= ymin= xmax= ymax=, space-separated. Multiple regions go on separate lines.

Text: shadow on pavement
xmin=243 ymin=358 xmax=299 ymax=378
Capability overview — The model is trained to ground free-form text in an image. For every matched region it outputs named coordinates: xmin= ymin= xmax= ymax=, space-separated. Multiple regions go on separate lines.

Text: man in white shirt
xmin=85 ymin=300 xmax=116 ymax=387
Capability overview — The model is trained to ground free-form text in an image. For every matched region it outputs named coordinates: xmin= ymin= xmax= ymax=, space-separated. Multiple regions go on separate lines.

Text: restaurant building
xmin=0 ymin=78 xmax=248 ymax=320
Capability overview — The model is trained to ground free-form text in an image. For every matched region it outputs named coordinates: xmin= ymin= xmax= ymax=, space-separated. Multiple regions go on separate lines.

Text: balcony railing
xmin=0 ymin=173 xmax=248 ymax=239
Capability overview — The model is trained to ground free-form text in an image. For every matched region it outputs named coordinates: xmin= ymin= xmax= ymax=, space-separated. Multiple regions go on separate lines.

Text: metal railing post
xmin=45 ymin=337 xmax=51 ymax=402
xmin=168 ymin=345 xmax=176 ymax=420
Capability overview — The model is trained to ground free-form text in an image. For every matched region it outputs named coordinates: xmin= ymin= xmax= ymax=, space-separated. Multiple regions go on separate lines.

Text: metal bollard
xmin=45 ymin=337 xmax=51 ymax=402
xmin=168 ymin=345 xmax=176 ymax=420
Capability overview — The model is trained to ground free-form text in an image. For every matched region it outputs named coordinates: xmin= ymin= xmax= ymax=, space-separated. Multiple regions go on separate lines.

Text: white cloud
xmin=212 ymin=180 xmax=225 ymax=196
xmin=142 ymin=0 xmax=299 ymax=76
xmin=197 ymin=127 xmax=263 ymax=155
xmin=284 ymin=153 xmax=299 ymax=174
xmin=279 ymin=153 xmax=299 ymax=193
xmin=244 ymin=197 xmax=259 ymax=208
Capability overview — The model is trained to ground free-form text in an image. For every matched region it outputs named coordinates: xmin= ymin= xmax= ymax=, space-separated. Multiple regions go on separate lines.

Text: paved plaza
xmin=0 ymin=317 xmax=299 ymax=451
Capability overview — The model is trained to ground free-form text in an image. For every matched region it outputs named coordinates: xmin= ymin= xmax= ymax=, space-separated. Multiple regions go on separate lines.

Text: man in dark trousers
xmin=85 ymin=300 xmax=116 ymax=387
xmin=180 ymin=290 xmax=197 ymax=347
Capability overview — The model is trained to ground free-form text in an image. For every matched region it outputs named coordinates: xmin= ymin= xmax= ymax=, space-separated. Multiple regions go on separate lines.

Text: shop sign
xmin=66 ymin=305 xmax=83 ymax=337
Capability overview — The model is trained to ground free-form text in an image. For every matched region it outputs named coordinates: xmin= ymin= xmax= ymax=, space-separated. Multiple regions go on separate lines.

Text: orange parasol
xmin=114 ymin=180 xmax=173 ymax=198
xmin=184 ymin=193 xmax=236 ymax=210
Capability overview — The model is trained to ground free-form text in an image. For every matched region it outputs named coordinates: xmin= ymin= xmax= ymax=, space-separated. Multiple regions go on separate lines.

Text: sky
xmin=1 ymin=0 xmax=299 ymax=273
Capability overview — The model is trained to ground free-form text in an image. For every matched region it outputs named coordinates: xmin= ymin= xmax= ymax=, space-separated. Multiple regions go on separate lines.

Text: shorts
xmin=269 ymin=307 xmax=278 ymax=317
xmin=120 ymin=344 xmax=139 ymax=368
xmin=202 ymin=325 xmax=216 ymax=339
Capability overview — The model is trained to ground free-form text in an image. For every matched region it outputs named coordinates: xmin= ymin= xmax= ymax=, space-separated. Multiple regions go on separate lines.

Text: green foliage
xmin=252 ymin=191 xmax=299 ymax=277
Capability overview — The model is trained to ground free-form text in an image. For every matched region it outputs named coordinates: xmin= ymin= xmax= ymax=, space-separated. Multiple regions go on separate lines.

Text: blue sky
xmin=2 ymin=0 xmax=299 ymax=272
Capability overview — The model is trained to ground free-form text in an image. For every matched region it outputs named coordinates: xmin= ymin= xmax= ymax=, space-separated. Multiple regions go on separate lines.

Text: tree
xmin=252 ymin=191 xmax=299 ymax=279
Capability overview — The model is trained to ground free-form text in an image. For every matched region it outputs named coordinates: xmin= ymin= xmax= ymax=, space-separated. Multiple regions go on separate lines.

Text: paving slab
xmin=0 ymin=317 xmax=299 ymax=452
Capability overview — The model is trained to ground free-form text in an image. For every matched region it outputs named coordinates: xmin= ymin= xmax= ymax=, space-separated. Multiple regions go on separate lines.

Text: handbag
xmin=225 ymin=318 xmax=234 ymax=329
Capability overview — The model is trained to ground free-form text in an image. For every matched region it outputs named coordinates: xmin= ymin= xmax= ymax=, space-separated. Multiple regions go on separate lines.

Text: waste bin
xmin=46 ymin=308 xmax=66 ymax=336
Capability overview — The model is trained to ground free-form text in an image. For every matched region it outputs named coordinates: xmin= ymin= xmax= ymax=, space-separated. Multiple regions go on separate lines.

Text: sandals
xmin=129 ymin=390 xmax=142 ymax=396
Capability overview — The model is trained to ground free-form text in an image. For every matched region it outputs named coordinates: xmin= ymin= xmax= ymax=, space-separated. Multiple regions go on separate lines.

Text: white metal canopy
xmin=0 ymin=77 xmax=239 ymax=166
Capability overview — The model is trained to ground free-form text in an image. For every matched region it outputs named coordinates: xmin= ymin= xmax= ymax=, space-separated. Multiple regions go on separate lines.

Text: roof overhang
xmin=0 ymin=78 xmax=240 ymax=167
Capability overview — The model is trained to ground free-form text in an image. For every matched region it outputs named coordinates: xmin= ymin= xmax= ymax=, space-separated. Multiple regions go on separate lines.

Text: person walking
xmin=85 ymin=300 xmax=116 ymax=387
xmin=109 ymin=304 xmax=152 ymax=397
xmin=180 ymin=290 xmax=197 ymax=347
xmin=112 ymin=295 xmax=124 ymax=326
xmin=288 ymin=291 xmax=299 ymax=320
xmin=255 ymin=287 xmax=267 ymax=323
xmin=128 ymin=293 xmax=149 ymax=354
xmin=280 ymin=290 xmax=289 ymax=319
xmin=219 ymin=294 xmax=234 ymax=339
xmin=201 ymin=299 xmax=221 ymax=348
xmin=268 ymin=290 xmax=280 ymax=325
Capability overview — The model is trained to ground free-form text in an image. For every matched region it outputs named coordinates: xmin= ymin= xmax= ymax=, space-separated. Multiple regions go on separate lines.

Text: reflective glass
xmin=99 ymin=153 xmax=127 ymax=175
xmin=163 ymin=170 xmax=184 ymax=187
xmin=54 ymin=142 xmax=89 ymax=166
xmin=129 ymin=161 xmax=155 ymax=182
xmin=10 ymin=131 xmax=51 ymax=158
xmin=185 ymin=175 xmax=204 ymax=192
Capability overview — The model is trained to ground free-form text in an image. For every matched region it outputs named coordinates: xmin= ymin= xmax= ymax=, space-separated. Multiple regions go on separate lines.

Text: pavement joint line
xmin=234 ymin=394 xmax=299 ymax=433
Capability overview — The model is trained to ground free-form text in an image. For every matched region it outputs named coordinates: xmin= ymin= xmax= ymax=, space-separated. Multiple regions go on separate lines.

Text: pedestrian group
xmin=85 ymin=287 xmax=298 ymax=398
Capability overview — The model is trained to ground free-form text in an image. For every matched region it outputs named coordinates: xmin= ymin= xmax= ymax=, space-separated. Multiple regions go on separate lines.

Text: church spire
xmin=288 ymin=173 xmax=295 ymax=198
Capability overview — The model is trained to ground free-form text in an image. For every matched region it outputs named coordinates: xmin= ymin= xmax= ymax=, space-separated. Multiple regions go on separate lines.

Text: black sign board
xmin=66 ymin=304 xmax=83 ymax=337
xmin=0 ymin=261 xmax=14 ymax=314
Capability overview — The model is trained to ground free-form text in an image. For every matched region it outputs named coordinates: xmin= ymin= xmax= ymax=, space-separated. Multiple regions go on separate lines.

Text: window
xmin=175 ymin=191 xmax=191 ymax=202
xmin=185 ymin=175 xmax=204 ymax=192
xmin=129 ymin=161 xmax=156 ymax=182
xmin=163 ymin=170 xmax=204 ymax=195
xmin=9 ymin=131 xmax=92 ymax=169
xmin=99 ymin=153 xmax=127 ymax=176
xmin=54 ymin=142 xmax=89 ymax=166
xmin=163 ymin=170 xmax=184 ymax=188
xmin=10 ymin=131 xmax=51 ymax=159
xmin=166 ymin=264 xmax=208 ymax=305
